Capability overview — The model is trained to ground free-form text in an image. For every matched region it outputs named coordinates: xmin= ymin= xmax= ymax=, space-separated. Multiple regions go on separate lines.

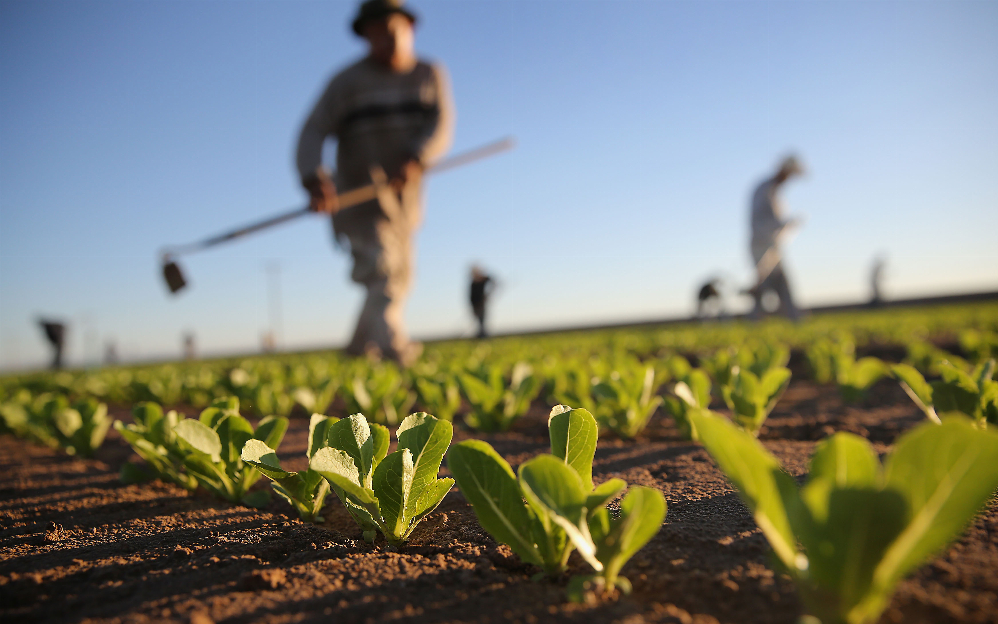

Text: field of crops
xmin=2 ymin=303 xmax=998 ymax=624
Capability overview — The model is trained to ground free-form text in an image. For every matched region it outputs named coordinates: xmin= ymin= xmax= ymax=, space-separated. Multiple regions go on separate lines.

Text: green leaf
xmin=518 ymin=455 xmax=600 ymax=571
xmin=326 ymin=414 xmax=375 ymax=485
xmin=409 ymin=477 xmax=455 ymax=526
xmin=310 ymin=446 xmax=377 ymax=505
xmin=799 ymin=488 xmax=908 ymax=624
xmin=548 ymin=405 xmax=599 ymax=491
xmin=371 ymin=423 xmax=391 ymax=465
xmin=397 ymin=412 xmax=453 ymax=521
xmin=54 ymin=408 xmax=82 ymax=438
xmin=372 ymin=448 xmax=415 ymax=541
xmin=175 ymin=418 xmax=222 ymax=462
xmin=807 ymin=433 xmax=881 ymax=490
xmin=594 ymin=486 xmax=667 ymax=585
xmin=307 ymin=414 xmax=337 ymax=458
xmin=891 ymin=364 xmax=939 ymax=423
xmin=254 ymin=415 xmax=289 ymax=450
xmin=214 ymin=413 xmax=254 ymax=465
xmin=873 ymin=417 xmax=998 ymax=593
xmin=447 ymin=440 xmax=542 ymax=566
xmin=241 ymin=439 xmax=294 ymax=480
xmin=586 ymin=478 xmax=627 ymax=514
xmin=132 ymin=402 xmax=163 ymax=430
xmin=688 ymin=409 xmax=801 ymax=571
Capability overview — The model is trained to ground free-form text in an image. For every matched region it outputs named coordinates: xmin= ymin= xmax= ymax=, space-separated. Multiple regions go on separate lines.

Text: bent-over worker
xmin=296 ymin=0 xmax=454 ymax=366
xmin=748 ymin=155 xmax=805 ymax=320
xmin=469 ymin=265 xmax=494 ymax=338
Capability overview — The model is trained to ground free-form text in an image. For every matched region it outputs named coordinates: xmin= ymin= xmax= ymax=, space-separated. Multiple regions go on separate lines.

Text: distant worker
xmin=469 ymin=265 xmax=495 ymax=338
xmin=870 ymin=255 xmax=886 ymax=307
xmin=296 ymin=0 xmax=454 ymax=366
xmin=747 ymin=155 xmax=805 ymax=320
xmin=38 ymin=319 xmax=66 ymax=370
xmin=696 ymin=278 xmax=722 ymax=319
xmin=183 ymin=332 xmax=197 ymax=360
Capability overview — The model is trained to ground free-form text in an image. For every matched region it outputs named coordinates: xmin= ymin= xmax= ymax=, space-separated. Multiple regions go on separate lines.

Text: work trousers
xmin=334 ymin=183 xmax=421 ymax=361
xmin=751 ymin=239 xmax=800 ymax=320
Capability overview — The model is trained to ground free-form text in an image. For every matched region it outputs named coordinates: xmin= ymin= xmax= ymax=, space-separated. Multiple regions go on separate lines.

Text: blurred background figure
xmin=104 ymin=341 xmax=119 ymax=366
xmin=870 ymin=255 xmax=887 ymax=307
xmin=296 ymin=0 xmax=454 ymax=366
xmin=469 ymin=265 xmax=495 ymax=338
xmin=37 ymin=318 xmax=66 ymax=370
xmin=183 ymin=332 xmax=197 ymax=360
xmin=747 ymin=155 xmax=805 ymax=320
xmin=696 ymin=278 xmax=723 ymax=319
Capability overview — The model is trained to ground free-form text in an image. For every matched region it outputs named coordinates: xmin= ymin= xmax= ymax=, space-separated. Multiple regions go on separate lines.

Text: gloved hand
xmin=303 ymin=172 xmax=338 ymax=214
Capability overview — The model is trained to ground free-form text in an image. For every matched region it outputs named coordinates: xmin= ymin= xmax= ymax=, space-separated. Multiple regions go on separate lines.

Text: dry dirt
xmin=2 ymin=379 xmax=997 ymax=624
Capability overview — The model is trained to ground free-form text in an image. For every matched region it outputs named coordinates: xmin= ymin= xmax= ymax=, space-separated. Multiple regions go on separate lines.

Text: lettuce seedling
xmin=592 ymin=365 xmax=663 ymax=439
xmin=720 ymin=366 xmax=791 ymax=435
xmin=55 ymin=398 xmax=111 ymax=457
xmin=414 ymin=374 xmax=462 ymax=422
xmin=449 ymin=406 xmax=603 ymax=574
xmin=114 ymin=402 xmax=197 ymax=489
xmin=343 ymin=364 xmax=416 ymax=426
xmin=310 ymin=412 xmax=453 ymax=546
xmin=449 ymin=405 xmax=665 ymax=594
xmin=663 ymin=369 xmax=712 ymax=441
xmin=835 ymin=356 xmax=887 ymax=404
xmin=173 ymin=398 xmax=288 ymax=507
xmin=892 ymin=360 xmax=997 ymax=427
xmin=459 ymin=363 xmax=542 ymax=432
xmin=241 ymin=413 xmax=336 ymax=522
xmin=689 ymin=410 xmax=998 ymax=624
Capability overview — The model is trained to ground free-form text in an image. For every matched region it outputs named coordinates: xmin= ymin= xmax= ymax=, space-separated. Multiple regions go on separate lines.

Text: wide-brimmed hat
xmin=352 ymin=0 xmax=418 ymax=36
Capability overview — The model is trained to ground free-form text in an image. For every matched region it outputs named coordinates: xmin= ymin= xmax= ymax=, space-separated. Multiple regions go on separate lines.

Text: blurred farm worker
xmin=296 ymin=0 xmax=454 ymax=366
xmin=696 ymin=278 xmax=722 ymax=319
xmin=869 ymin=255 xmax=886 ymax=307
xmin=747 ymin=155 xmax=805 ymax=320
xmin=38 ymin=319 xmax=66 ymax=370
xmin=469 ymin=265 xmax=495 ymax=338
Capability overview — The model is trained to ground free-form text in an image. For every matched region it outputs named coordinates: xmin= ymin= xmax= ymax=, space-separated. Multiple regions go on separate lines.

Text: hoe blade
xmin=162 ymin=260 xmax=187 ymax=294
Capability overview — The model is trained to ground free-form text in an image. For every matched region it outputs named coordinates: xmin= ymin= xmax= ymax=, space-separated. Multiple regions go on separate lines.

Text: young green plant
xmin=663 ymin=368 xmax=712 ymax=441
xmin=720 ymin=366 xmax=791 ymax=435
xmin=240 ymin=413 xmax=336 ymax=522
xmin=448 ymin=405 xmax=665 ymax=597
xmin=309 ymin=412 xmax=453 ymax=547
xmin=689 ymin=410 xmax=998 ymax=624
xmin=114 ymin=402 xmax=197 ymax=489
xmin=891 ymin=359 xmax=997 ymax=427
xmin=173 ymin=398 xmax=289 ymax=507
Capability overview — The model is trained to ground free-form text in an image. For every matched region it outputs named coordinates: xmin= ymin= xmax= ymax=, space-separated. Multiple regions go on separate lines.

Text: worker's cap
xmin=352 ymin=0 xmax=418 ymax=36
xmin=778 ymin=155 xmax=805 ymax=177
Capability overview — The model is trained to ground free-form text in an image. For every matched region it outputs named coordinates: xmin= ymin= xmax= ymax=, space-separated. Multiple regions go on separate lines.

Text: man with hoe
xmin=747 ymin=155 xmax=805 ymax=320
xmin=297 ymin=0 xmax=454 ymax=366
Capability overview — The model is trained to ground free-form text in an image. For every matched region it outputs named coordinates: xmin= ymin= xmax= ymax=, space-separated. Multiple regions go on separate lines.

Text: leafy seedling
xmin=241 ymin=413 xmax=336 ymax=522
xmin=310 ymin=412 xmax=453 ymax=547
xmin=893 ymin=360 xmax=997 ymax=428
xmin=592 ymin=365 xmax=663 ymax=439
xmin=449 ymin=405 xmax=665 ymax=594
xmin=720 ymin=366 xmax=792 ymax=435
xmin=689 ymin=410 xmax=998 ymax=624
xmin=114 ymin=402 xmax=197 ymax=490
xmin=459 ymin=363 xmax=541 ymax=432
xmin=173 ymin=397 xmax=288 ymax=507
xmin=836 ymin=356 xmax=887 ymax=404
xmin=663 ymin=368 xmax=712 ymax=441
xmin=414 ymin=373 xmax=462 ymax=422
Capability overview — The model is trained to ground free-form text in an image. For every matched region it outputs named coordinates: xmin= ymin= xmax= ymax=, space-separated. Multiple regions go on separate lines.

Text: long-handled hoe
xmin=160 ymin=137 xmax=515 ymax=294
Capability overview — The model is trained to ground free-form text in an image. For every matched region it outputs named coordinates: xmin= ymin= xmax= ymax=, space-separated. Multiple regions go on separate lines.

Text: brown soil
xmin=2 ymin=380 xmax=997 ymax=624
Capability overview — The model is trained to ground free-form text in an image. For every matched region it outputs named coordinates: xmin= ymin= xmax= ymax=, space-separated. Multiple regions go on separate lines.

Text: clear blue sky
xmin=2 ymin=0 xmax=996 ymax=370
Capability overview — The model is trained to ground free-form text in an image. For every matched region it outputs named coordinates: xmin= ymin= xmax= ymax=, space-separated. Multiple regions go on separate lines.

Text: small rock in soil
xmin=240 ymin=568 xmax=287 ymax=590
